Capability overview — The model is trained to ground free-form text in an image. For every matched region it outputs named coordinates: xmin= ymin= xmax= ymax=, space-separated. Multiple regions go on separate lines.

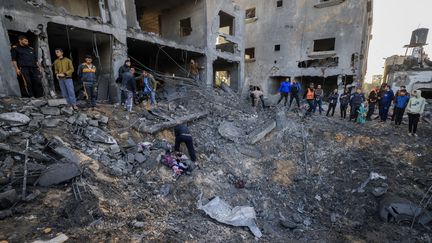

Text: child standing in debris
xmin=77 ymin=55 xmax=98 ymax=110
xmin=326 ymin=89 xmax=338 ymax=117
xmin=123 ymin=68 xmax=136 ymax=112
xmin=53 ymin=48 xmax=77 ymax=110
xmin=406 ymin=90 xmax=426 ymax=137
xmin=394 ymin=90 xmax=409 ymax=126
xmin=277 ymin=78 xmax=290 ymax=106
xmin=356 ymin=102 xmax=366 ymax=124
xmin=339 ymin=88 xmax=350 ymax=119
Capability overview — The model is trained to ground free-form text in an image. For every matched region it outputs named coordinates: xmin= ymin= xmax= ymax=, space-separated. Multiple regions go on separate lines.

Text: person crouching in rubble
xmin=123 ymin=68 xmax=136 ymax=112
xmin=349 ymin=88 xmax=365 ymax=122
xmin=53 ymin=48 xmax=78 ymax=110
xmin=406 ymin=90 xmax=426 ymax=137
xmin=174 ymin=124 xmax=198 ymax=167
xmin=77 ymin=55 xmax=97 ymax=110
xmin=250 ymin=86 xmax=265 ymax=108
xmin=303 ymin=83 xmax=315 ymax=115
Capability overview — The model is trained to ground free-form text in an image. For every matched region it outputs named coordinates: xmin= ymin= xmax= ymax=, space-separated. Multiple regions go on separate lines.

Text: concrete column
xmin=106 ymin=0 xmax=127 ymax=29
xmin=0 ymin=16 xmax=20 ymax=97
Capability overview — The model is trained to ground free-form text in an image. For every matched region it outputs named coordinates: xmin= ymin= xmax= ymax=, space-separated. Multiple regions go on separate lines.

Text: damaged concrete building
xmin=384 ymin=28 xmax=432 ymax=99
xmin=234 ymin=0 xmax=373 ymax=95
xmin=0 ymin=0 xmax=245 ymax=99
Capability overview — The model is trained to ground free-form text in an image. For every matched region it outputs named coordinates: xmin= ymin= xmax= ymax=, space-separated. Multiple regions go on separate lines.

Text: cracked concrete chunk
xmin=248 ymin=121 xmax=276 ymax=144
xmin=28 ymin=99 xmax=47 ymax=107
xmin=48 ymin=137 xmax=81 ymax=164
xmin=134 ymin=153 xmax=146 ymax=163
xmin=37 ymin=163 xmax=81 ymax=186
xmin=41 ymin=107 xmax=61 ymax=116
xmin=42 ymin=119 xmax=62 ymax=128
xmin=47 ymin=99 xmax=68 ymax=107
xmin=99 ymin=116 xmax=109 ymax=124
xmin=0 ymin=112 xmax=31 ymax=126
xmin=32 ymin=233 xmax=69 ymax=243
xmin=237 ymin=145 xmax=262 ymax=158
xmin=83 ymin=126 xmax=116 ymax=144
xmin=0 ymin=189 xmax=17 ymax=209
xmin=218 ymin=121 xmax=245 ymax=142
xmin=61 ymin=107 xmax=74 ymax=116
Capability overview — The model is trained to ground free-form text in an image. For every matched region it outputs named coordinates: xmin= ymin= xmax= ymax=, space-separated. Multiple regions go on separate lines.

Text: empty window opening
xmin=245 ymin=8 xmax=256 ymax=19
xmin=46 ymin=0 xmax=108 ymax=19
xmin=135 ymin=8 xmax=162 ymax=34
xmin=417 ymin=88 xmax=432 ymax=99
xmin=219 ymin=11 xmax=235 ymax=35
xmin=275 ymin=44 xmax=281 ymax=51
xmin=313 ymin=38 xmax=335 ymax=52
xmin=213 ymin=58 xmax=239 ymax=91
xmin=298 ymin=57 xmax=339 ymax=68
xmin=245 ymin=48 xmax=255 ymax=60
xmin=180 ymin=18 xmax=192 ymax=37
xmin=216 ymin=36 xmax=236 ymax=53
xmin=277 ymin=0 xmax=283 ymax=7
xmin=47 ymin=23 xmax=112 ymax=100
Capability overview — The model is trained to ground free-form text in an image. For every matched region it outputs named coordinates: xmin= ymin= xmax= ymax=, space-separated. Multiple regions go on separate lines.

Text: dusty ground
xmin=0 ymin=88 xmax=431 ymax=243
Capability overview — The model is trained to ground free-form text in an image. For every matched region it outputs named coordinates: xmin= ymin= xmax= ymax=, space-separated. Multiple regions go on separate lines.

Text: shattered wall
xmin=388 ymin=70 xmax=432 ymax=93
xmin=234 ymin=0 xmax=372 ymax=95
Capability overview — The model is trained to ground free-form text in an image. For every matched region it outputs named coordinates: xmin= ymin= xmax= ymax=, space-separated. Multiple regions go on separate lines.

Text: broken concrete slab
xmin=237 ymin=145 xmax=262 ymax=158
xmin=41 ymin=107 xmax=61 ymax=116
xmin=0 ymin=112 xmax=31 ymax=126
xmin=218 ymin=121 xmax=245 ymax=142
xmin=60 ymin=107 xmax=74 ymax=116
xmin=88 ymin=119 xmax=99 ymax=127
xmin=32 ymin=233 xmax=69 ymax=243
xmin=248 ymin=121 xmax=276 ymax=144
xmin=37 ymin=163 xmax=81 ymax=186
xmin=0 ymin=209 xmax=12 ymax=219
xmin=47 ymin=99 xmax=68 ymax=107
xmin=0 ymin=143 xmax=51 ymax=161
xmin=41 ymin=119 xmax=62 ymax=128
xmin=47 ymin=137 xmax=81 ymax=164
xmin=134 ymin=153 xmax=146 ymax=163
xmin=99 ymin=116 xmax=109 ymax=124
xmin=134 ymin=111 xmax=208 ymax=134
xmin=83 ymin=126 xmax=117 ymax=144
xmin=379 ymin=195 xmax=422 ymax=223
xmin=0 ymin=189 xmax=17 ymax=209
xmin=28 ymin=99 xmax=47 ymax=107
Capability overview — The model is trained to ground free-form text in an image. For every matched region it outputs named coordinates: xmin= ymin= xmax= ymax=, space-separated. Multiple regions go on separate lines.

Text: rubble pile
xmin=0 ymin=85 xmax=431 ymax=242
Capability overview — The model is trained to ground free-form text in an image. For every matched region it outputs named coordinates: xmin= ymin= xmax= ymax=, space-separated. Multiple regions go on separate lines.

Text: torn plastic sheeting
xmin=198 ymin=196 xmax=262 ymax=238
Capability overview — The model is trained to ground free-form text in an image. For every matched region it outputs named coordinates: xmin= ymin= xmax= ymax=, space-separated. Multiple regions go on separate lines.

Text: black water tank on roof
xmin=410 ymin=28 xmax=429 ymax=46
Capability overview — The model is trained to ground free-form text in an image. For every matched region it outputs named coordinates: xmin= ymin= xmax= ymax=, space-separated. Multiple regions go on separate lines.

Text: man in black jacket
xmin=366 ymin=87 xmax=378 ymax=121
xmin=349 ymin=88 xmax=365 ymax=121
xmin=174 ymin=124 xmax=197 ymax=163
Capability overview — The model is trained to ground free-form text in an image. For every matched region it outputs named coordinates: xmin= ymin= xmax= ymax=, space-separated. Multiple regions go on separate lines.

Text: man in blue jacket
xmin=277 ymin=78 xmax=290 ymax=106
xmin=394 ymin=90 xmax=409 ymax=126
xmin=288 ymin=79 xmax=302 ymax=109
xmin=379 ymin=85 xmax=394 ymax=122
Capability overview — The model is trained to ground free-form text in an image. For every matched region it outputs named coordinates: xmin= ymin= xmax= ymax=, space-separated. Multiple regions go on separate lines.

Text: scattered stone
xmin=119 ymin=132 xmax=129 ymax=139
xmin=41 ymin=107 xmax=61 ymax=116
xmin=76 ymin=113 xmax=88 ymax=125
xmin=66 ymin=116 xmax=77 ymax=124
xmin=41 ymin=119 xmax=62 ymax=128
xmin=249 ymin=120 xmax=276 ymax=144
xmin=372 ymin=187 xmax=388 ymax=197
xmin=303 ymin=218 xmax=312 ymax=227
xmin=47 ymin=99 xmax=68 ymax=107
xmin=37 ymin=163 xmax=81 ymax=186
xmin=0 ymin=129 xmax=9 ymax=141
xmin=99 ymin=116 xmax=109 ymax=124
xmin=279 ymin=219 xmax=298 ymax=229
xmin=88 ymin=119 xmax=99 ymax=127
xmin=127 ymin=153 xmax=135 ymax=163
xmin=29 ymin=99 xmax=47 ymax=107
xmin=127 ymin=137 xmax=136 ymax=147
xmin=110 ymin=144 xmax=121 ymax=154
xmin=24 ymin=190 xmax=41 ymax=202
xmin=60 ymin=107 xmax=73 ymax=116
xmin=292 ymin=213 xmax=303 ymax=224
xmin=83 ymin=126 xmax=116 ymax=144
xmin=0 ymin=189 xmax=17 ymax=209
xmin=237 ymin=145 xmax=262 ymax=158
xmin=159 ymin=184 xmax=171 ymax=197
xmin=330 ymin=213 xmax=338 ymax=223
xmin=131 ymin=220 xmax=145 ymax=228
xmin=134 ymin=153 xmax=146 ymax=163
xmin=32 ymin=233 xmax=68 ymax=243
xmin=43 ymin=228 xmax=52 ymax=234
xmin=0 ymin=112 xmax=31 ymax=126
xmin=28 ymin=119 xmax=40 ymax=128
xmin=218 ymin=121 xmax=245 ymax=142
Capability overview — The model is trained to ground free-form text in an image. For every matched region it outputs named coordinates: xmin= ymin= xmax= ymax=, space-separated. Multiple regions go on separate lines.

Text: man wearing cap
xmin=10 ymin=35 xmax=45 ymax=97
xmin=53 ymin=48 xmax=77 ymax=109
xmin=78 ymin=55 xmax=98 ymax=109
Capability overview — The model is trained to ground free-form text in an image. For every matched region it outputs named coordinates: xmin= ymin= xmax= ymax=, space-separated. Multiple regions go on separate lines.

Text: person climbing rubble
xmin=313 ymin=84 xmax=324 ymax=115
xmin=379 ymin=85 xmax=394 ymax=122
xmin=326 ymin=89 xmax=338 ymax=117
xmin=53 ymin=48 xmax=77 ymax=110
xmin=288 ymin=79 xmax=302 ymax=110
xmin=10 ymin=35 xmax=45 ymax=98
xmin=77 ymin=55 xmax=98 ymax=110
xmin=349 ymin=88 xmax=365 ymax=122
xmin=366 ymin=87 xmax=378 ymax=121
xmin=123 ymin=68 xmax=136 ymax=112
xmin=189 ymin=59 xmax=203 ymax=82
xmin=393 ymin=89 xmax=409 ymax=126
xmin=339 ymin=88 xmax=350 ymax=119
xmin=137 ymin=70 xmax=158 ymax=106
xmin=406 ymin=90 xmax=426 ymax=137
xmin=277 ymin=78 xmax=290 ymax=106
xmin=174 ymin=124 xmax=198 ymax=167
xmin=250 ymin=86 xmax=265 ymax=108
xmin=304 ymin=83 xmax=315 ymax=115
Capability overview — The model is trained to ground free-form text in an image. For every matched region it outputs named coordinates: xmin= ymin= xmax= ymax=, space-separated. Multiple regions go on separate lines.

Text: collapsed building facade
xmin=234 ymin=0 xmax=373 ymax=95
xmin=383 ymin=28 xmax=432 ymax=99
xmin=0 ymin=0 xmax=245 ymax=99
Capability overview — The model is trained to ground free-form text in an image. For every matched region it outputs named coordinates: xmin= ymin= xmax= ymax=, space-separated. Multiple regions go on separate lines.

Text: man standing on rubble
xmin=406 ymin=90 xmax=426 ymax=137
xmin=326 ymin=89 xmax=338 ymax=117
xmin=10 ymin=35 xmax=45 ymax=98
xmin=277 ymin=78 xmax=290 ymax=106
xmin=313 ymin=84 xmax=324 ymax=115
xmin=366 ymin=87 xmax=378 ymax=121
xmin=288 ymin=79 xmax=302 ymax=110
xmin=378 ymin=85 xmax=394 ymax=122
xmin=391 ymin=85 xmax=408 ymax=121
xmin=123 ymin=68 xmax=136 ymax=112
xmin=339 ymin=88 xmax=350 ymax=119
xmin=174 ymin=124 xmax=198 ymax=167
xmin=53 ymin=48 xmax=77 ymax=110
xmin=117 ymin=59 xmax=131 ymax=105
xmin=138 ymin=70 xmax=158 ymax=106
xmin=77 ymin=55 xmax=98 ymax=110
xmin=349 ymin=88 xmax=365 ymax=122
xmin=250 ymin=86 xmax=265 ymax=108
xmin=304 ymin=83 xmax=315 ymax=115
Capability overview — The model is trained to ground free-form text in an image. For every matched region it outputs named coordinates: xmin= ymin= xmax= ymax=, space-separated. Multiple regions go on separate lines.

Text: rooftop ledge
xmin=314 ymin=0 xmax=345 ymax=8
xmin=307 ymin=51 xmax=337 ymax=58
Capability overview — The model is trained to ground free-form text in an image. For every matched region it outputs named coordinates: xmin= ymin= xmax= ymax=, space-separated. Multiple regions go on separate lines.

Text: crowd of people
xmin=251 ymin=78 xmax=426 ymax=136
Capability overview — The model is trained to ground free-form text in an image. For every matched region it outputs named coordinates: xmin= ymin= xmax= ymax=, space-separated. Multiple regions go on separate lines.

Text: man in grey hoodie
xmin=406 ymin=90 xmax=426 ymax=137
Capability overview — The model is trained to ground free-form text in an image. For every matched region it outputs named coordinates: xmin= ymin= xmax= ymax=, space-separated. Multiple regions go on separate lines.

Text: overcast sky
xmin=365 ymin=0 xmax=432 ymax=83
